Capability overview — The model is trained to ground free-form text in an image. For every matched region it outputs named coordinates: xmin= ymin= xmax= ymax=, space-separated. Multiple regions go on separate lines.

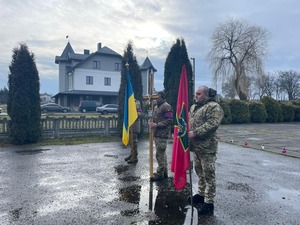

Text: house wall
xmin=141 ymin=69 xmax=148 ymax=96
xmin=59 ymin=62 xmax=69 ymax=92
xmin=73 ymin=68 xmax=120 ymax=91
xmin=79 ymin=55 xmax=120 ymax=71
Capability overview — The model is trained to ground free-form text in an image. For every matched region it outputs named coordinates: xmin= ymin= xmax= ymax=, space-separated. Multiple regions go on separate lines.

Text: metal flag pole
xmin=149 ymin=69 xmax=154 ymax=178
xmin=189 ymin=153 xmax=194 ymax=225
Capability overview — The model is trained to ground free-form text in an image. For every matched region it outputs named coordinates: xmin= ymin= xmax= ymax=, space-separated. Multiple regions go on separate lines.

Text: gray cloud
xmin=1 ymin=0 xmax=299 ymax=94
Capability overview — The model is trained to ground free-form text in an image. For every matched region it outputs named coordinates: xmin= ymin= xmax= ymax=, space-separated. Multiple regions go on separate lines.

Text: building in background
xmin=140 ymin=57 xmax=157 ymax=96
xmin=54 ymin=42 xmax=156 ymax=109
xmin=40 ymin=92 xmax=55 ymax=104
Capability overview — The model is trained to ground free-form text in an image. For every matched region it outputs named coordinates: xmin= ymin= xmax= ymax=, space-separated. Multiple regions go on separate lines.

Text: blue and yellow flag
xmin=122 ymin=71 xmax=138 ymax=145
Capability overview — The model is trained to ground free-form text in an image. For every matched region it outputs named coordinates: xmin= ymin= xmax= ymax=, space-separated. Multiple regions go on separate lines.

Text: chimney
xmin=84 ymin=49 xmax=90 ymax=55
xmin=97 ymin=43 xmax=102 ymax=51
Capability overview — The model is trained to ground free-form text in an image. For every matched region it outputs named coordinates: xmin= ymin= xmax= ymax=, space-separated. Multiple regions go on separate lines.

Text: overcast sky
xmin=0 ymin=0 xmax=299 ymax=95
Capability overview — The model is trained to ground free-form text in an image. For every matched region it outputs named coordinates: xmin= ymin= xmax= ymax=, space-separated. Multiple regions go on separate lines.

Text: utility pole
xmin=190 ymin=57 xmax=195 ymax=94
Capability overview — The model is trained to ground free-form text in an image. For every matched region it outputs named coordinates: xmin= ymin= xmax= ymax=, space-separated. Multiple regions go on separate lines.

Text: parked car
xmin=0 ymin=107 xmax=2 ymax=114
xmin=96 ymin=104 xmax=118 ymax=115
xmin=79 ymin=101 xmax=102 ymax=113
xmin=41 ymin=103 xmax=70 ymax=113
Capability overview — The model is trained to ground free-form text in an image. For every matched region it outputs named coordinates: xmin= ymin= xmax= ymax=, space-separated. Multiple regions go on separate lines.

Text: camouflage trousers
xmin=129 ymin=132 xmax=138 ymax=158
xmin=193 ymin=152 xmax=217 ymax=203
xmin=154 ymin=137 xmax=168 ymax=175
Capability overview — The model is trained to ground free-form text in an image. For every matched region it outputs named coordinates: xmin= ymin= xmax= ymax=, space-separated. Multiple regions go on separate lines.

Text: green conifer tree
xmin=117 ymin=41 xmax=143 ymax=135
xmin=8 ymin=43 xmax=41 ymax=144
xmin=0 ymin=86 xmax=9 ymax=104
xmin=164 ymin=38 xmax=194 ymax=117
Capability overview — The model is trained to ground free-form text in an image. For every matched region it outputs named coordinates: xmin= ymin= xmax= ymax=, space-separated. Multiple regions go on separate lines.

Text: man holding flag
xmin=188 ymin=86 xmax=224 ymax=215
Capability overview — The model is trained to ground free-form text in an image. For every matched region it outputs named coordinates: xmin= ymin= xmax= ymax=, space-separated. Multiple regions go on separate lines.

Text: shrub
xmin=219 ymin=100 xmax=232 ymax=124
xmin=260 ymin=96 xmax=281 ymax=123
xmin=294 ymin=107 xmax=300 ymax=121
xmin=228 ymin=99 xmax=250 ymax=123
xmin=280 ymin=102 xmax=295 ymax=122
xmin=291 ymin=100 xmax=300 ymax=121
xmin=249 ymin=101 xmax=267 ymax=123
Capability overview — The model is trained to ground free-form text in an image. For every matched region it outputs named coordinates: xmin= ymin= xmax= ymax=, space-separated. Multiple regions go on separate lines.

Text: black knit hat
xmin=157 ymin=91 xmax=165 ymax=99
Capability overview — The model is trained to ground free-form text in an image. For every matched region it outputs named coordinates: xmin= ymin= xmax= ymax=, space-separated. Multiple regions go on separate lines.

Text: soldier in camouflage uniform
xmin=149 ymin=91 xmax=173 ymax=181
xmin=188 ymin=86 xmax=224 ymax=215
xmin=124 ymin=99 xmax=143 ymax=164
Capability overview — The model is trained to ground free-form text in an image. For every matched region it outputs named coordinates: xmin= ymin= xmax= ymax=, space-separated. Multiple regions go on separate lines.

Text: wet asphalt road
xmin=0 ymin=129 xmax=300 ymax=224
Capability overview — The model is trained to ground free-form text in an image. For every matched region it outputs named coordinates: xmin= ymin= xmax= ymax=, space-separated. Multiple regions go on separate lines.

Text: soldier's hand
xmin=149 ymin=122 xmax=157 ymax=129
xmin=188 ymin=131 xmax=195 ymax=138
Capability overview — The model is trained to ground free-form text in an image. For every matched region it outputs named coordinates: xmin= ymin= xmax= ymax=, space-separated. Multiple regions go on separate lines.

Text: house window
xmin=115 ymin=63 xmax=121 ymax=71
xmin=104 ymin=77 xmax=111 ymax=86
xmin=86 ymin=76 xmax=93 ymax=85
xmin=93 ymin=61 xmax=101 ymax=69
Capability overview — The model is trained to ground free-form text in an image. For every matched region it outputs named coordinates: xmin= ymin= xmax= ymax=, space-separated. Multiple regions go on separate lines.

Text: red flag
xmin=171 ymin=65 xmax=190 ymax=190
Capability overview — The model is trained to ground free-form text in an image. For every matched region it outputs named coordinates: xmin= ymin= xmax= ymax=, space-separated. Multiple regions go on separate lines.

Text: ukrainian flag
xmin=122 ymin=71 xmax=138 ymax=145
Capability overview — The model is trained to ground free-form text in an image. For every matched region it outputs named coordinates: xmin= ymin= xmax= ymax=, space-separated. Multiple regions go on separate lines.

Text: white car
xmin=0 ymin=107 xmax=2 ymax=114
xmin=96 ymin=104 xmax=118 ymax=115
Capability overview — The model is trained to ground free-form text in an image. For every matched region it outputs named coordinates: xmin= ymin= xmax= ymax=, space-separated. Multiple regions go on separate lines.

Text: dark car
xmin=79 ymin=101 xmax=102 ymax=113
xmin=41 ymin=103 xmax=70 ymax=113
xmin=96 ymin=104 xmax=118 ymax=115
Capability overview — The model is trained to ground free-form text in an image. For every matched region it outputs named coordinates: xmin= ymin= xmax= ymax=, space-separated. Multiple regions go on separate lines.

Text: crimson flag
xmin=171 ymin=65 xmax=190 ymax=190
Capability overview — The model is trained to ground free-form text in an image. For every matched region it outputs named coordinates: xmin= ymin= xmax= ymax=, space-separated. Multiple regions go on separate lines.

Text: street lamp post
xmin=190 ymin=57 xmax=195 ymax=94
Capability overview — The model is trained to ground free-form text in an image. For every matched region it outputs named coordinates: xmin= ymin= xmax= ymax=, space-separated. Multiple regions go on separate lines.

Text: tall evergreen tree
xmin=0 ymin=86 xmax=9 ymax=104
xmin=117 ymin=41 xmax=143 ymax=135
xmin=8 ymin=43 xmax=41 ymax=144
xmin=164 ymin=38 xmax=194 ymax=117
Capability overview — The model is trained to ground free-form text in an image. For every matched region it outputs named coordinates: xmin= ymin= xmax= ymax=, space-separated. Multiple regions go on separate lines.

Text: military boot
xmin=127 ymin=147 xmax=138 ymax=164
xmin=164 ymin=170 xmax=168 ymax=178
xmin=197 ymin=203 xmax=214 ymax=215
xmin=127 ymin=157 xmax=138 ymax=164
xmin=150 ymin=172 xmax=164 ymax=181
xmin=124 ymin=155 xmax=131 ymax=161
xmin=150 ymin=170 xmax=168 ymax=181
xmin=187 ymin=194 xmax=204 ymax=205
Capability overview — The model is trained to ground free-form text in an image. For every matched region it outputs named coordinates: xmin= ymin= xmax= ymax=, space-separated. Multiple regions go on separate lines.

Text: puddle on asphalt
xmin=119 ymin=176 xmax=140 ymax=182
xmin=14 ymin=149 xmax=51 ymax=155
xmin=104 ymin=154 xmax=118 ymax=159
xmin=8 ymin=208 xmax=22 ymax=221
xmin=114 ymin=165 xmax=130 ymax=175
xmin=118 ymin=178 xmax=190 ymax=224
xmin=227 ymin=181 xmax=258 ymax=201
xmin=227 ymin=181 xmax=255 ymax=193
xmin=268 ymin=188 xmax=300 ymax=210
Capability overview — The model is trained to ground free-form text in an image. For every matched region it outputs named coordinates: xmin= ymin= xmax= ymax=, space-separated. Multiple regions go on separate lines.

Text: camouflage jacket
xmin=189 ymin=100 xmax=224 ymax=153
xmin=132 ymin=100 xmax=143 ymax=133
xmin=152 ymin=100 xmax=173 ymax=138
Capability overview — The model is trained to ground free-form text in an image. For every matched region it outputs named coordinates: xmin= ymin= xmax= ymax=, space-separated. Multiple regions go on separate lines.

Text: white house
xmin=40 ymin=92 xmax=54 ymax=104
xmin=54 ymin=42 xmax=156 ymax=108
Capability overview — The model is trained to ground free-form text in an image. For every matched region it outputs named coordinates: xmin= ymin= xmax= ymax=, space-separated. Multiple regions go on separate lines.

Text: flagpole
xmin=149 ymin=69 xmax=154 ymax=178
xmin=170 ymin=64 xmax=196 ymax=224
xmin=189 ymin=150 xmax=194 ymax=225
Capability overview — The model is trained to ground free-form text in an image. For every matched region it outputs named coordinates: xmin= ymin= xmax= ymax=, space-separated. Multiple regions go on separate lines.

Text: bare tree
xmin=208 ymin=17 xmax=270 ymax=100
xmin=221 ymin=76 xmax=236 ymax=98
xmin=254 ymin=72 xmax=276 ymax=99
xmin=274 ymin=78 xmax=283 ymax=100
xmin=277 ymin=70 xmax=300 ymax=100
